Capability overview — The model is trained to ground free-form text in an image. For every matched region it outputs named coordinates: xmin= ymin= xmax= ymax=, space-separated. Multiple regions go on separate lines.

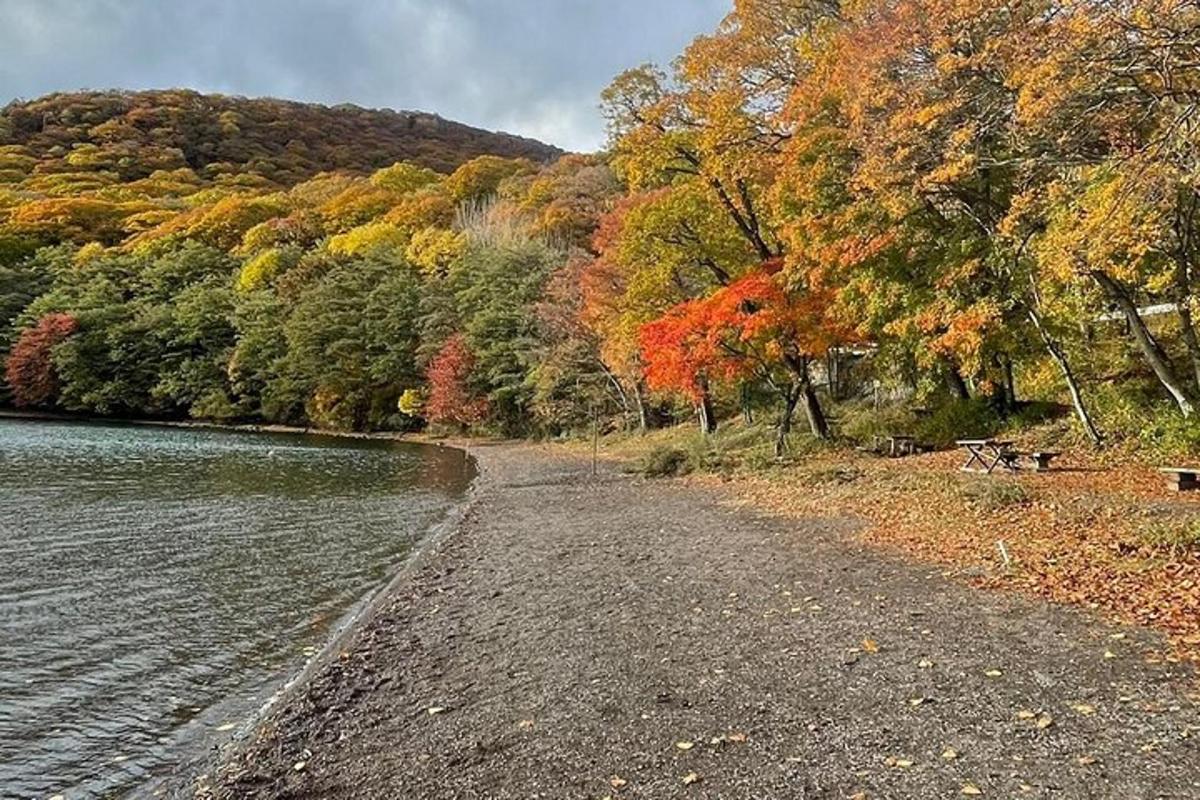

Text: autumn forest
xmin=4 ymin=0 xmax=1200 ymax=458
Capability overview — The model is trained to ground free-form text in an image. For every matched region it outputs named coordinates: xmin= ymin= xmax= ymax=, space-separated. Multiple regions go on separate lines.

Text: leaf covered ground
xmin=698 ymin=447 xmax=1200 ymax=665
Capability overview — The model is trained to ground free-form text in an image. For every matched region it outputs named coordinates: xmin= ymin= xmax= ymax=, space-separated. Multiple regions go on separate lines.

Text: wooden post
xmin=591 ymin=404 xmax=599 ymax=478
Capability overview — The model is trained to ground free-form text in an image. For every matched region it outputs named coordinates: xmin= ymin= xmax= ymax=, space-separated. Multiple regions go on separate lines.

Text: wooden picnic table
xmin=957 ymin=439 xmax=1018 ymax=474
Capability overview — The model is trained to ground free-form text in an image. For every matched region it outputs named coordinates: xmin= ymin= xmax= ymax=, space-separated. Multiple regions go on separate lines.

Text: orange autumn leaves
xmin=639 ymin=265 xmax=853 ymax=403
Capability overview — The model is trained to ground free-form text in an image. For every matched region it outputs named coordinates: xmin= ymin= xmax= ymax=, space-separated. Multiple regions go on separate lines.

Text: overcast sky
xmin=0 ymin=0 xmax=731 ymax=152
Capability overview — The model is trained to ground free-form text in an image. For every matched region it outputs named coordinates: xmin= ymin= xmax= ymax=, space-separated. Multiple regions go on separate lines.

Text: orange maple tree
xmin=641 ymin=262 xmax=852 ymax=452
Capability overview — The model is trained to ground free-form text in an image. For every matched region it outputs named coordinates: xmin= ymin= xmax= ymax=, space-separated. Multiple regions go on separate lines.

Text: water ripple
xmin=0 ymin=419 xmax=471 ymax=799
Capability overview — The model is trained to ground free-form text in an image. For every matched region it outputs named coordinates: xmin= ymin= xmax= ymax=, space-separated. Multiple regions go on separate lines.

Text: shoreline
xmin=0 ymin=407 xmax=490 ymax=458
xmin=164 ymin=442 xmax=488 ymax=800
xmin=197 ymin=443 xmax=1199 ymax=799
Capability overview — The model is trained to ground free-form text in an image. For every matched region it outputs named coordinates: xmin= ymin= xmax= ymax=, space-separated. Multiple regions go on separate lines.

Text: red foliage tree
xmin=640 ymin=264 xmax=853 ymax=452
xmin=424 ymin=334 xmax=488 ymax=430
xmin=4 ymin=313 xmax=78 ymax=408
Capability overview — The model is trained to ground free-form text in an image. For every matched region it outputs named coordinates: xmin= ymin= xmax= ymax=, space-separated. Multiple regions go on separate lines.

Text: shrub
xmin=641 ymin=445 xmax=690 ymax=478
xmin=917 ymin=399 xmax=1003 ymax=448
xmin=1088 ymin=383 xmax=1200 ymax=457
xmin=837 ymin=401 xmax=919 ymax=444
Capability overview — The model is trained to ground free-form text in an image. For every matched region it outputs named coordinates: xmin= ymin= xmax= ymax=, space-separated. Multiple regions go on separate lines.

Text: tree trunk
xmin=800 ymin=380 xmax=829 ymax=439
xmin=781 ymin=353 xmax=830 ymax=439
xmin=1027 ymin=306 xmax=1103 ymax=446
xmin=1092 ymin=271 xmax=1195 ymax=416
xmin=696 ymin=380 xmax=717 ymax=435
xmin=944 ymin=362 xmax=970 ymax=400
xmin=827 ymin=349 xmax=848 ymax=402
xmin=633 ymin=379 xmax=649 ymax=434
xmin=600 ymin=365 xmax=631 ymax=430
xmin=1172 ymin=197 xmax=1200 ymax=391
xmin=774 ymin=385 xmax=800 ymax=459
xmin=1002 ymin=356 xmax=1016 ymax=410
xmin=1175 ymin=301 xmax=1200 ymax=392
xmin=741 ymin=383 xmax=754 ymax=425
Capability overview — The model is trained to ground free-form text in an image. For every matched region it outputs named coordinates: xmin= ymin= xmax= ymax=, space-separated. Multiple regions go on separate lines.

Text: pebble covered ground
xmin=200 ymin=443 xmax=1199 ymax=799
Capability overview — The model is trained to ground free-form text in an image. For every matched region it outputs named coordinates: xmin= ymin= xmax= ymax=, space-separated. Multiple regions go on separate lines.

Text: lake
xmin=0 ymin=419 xmax=474 ymax=799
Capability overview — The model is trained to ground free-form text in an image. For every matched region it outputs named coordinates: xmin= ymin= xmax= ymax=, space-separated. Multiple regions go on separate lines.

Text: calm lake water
xmin=0 ymin=419 xmax=473 ymax=799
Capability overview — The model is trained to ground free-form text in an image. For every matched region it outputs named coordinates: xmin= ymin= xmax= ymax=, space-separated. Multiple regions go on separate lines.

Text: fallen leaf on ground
xmin=1036 ymin=713 xmax=1054 ymax=729
xmin=610 ymin=776 xmax=627 ymax=788
xmin=1077 ymin=755 xmax=1097 ymax=765
xmin=517 ymin=719 xmax=535 ymax=729
xmin=961 ymin=783 xmax=982 ymax=796
xmin=1071 ymin=703 xmax=1096 ymax=715
xmin=942 ymin=748 xmax=959 ymax=760
xmin=676 ymin=741 xmax=695 ymax=750
xmin=862 ymin=638 xmax=879 ymax=653
xmin=681 ymin=772 xmax=700 ymax=785
xmin=984 ymin=669 xmax=1002 ymax=677
xmin=1016 ymin=710 xmax=1036 ymax=720
xmin=727 ymin=731 xmax=748 ymax=742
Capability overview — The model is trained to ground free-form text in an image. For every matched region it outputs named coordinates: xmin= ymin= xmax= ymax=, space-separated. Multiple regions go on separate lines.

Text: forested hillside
xmin=4 ymin=0 xmax=1200 ymax=456
xmin=0 ymin=90 xmax=561 ymax=183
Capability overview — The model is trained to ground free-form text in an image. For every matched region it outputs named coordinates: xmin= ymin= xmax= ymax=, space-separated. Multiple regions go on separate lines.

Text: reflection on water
xmin=0 ymin=419 xmax=472 ymax=799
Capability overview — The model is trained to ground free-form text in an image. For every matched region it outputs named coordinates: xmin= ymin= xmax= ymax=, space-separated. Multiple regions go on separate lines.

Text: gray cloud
xmin=0 ymin=0 xmax=731 ymax=151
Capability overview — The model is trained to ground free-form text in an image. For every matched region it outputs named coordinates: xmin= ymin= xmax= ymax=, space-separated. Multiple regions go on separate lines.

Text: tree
xmin=425 ymin=334 xmax=488 ymax=430
xmin=4 ymin=312 xmax=77 ymax=407
xmin=641 ymin=264 xmax=848 ymax=452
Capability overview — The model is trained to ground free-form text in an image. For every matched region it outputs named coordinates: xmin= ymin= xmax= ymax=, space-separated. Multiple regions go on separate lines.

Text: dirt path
xmin=202 ymin=443 xmax=1199 ymax=799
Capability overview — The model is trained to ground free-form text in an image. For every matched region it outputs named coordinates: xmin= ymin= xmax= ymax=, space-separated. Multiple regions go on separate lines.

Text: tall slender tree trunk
xmin=774 ymin=384 xmax=800 ymax=459
xmin=633 ymin=379 xmax=649 ymax=434
xmin=600 ymin=365 xmax=631 ymax=430
xmin=1173 ymin=197 xmax=1200 ymax=391
xmin=826 ymin=351 xmax=840 ymax=402
xmin=1092 ymin=271 xmax=1195 ymax=417
xmin=1002 ymin=356 xmax=1016 ymax=411
xmin=696 ymin=378 xmax=717 ymax=435
xmin=741 ymin=382 xmax=754 ymax=425
xmin=1176 ymin=303 xmax=1200 ymax=392
xmin=1027 ymin=305 xmax=1103 ymax=446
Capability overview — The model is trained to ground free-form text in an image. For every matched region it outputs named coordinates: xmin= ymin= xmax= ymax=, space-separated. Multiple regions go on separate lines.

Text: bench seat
xmin=1160 ymin=467 xmax=1200 ymax=491
xmin=1028 ymin=451 xmax=1061 ymax=472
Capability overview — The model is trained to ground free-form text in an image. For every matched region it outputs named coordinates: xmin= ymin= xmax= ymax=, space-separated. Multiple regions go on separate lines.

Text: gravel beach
xmin=200 ymin=442 xmax=1199 ymax=799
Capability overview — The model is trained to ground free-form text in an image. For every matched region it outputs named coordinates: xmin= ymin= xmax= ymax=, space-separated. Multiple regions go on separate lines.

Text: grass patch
xmin=958 ymin=478 xmax=1031 ymax=511
xmin=1141 ymin=516 xmax=1200 ymax=554
xmin=799 ymin=465 xmax=864 ymax=486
